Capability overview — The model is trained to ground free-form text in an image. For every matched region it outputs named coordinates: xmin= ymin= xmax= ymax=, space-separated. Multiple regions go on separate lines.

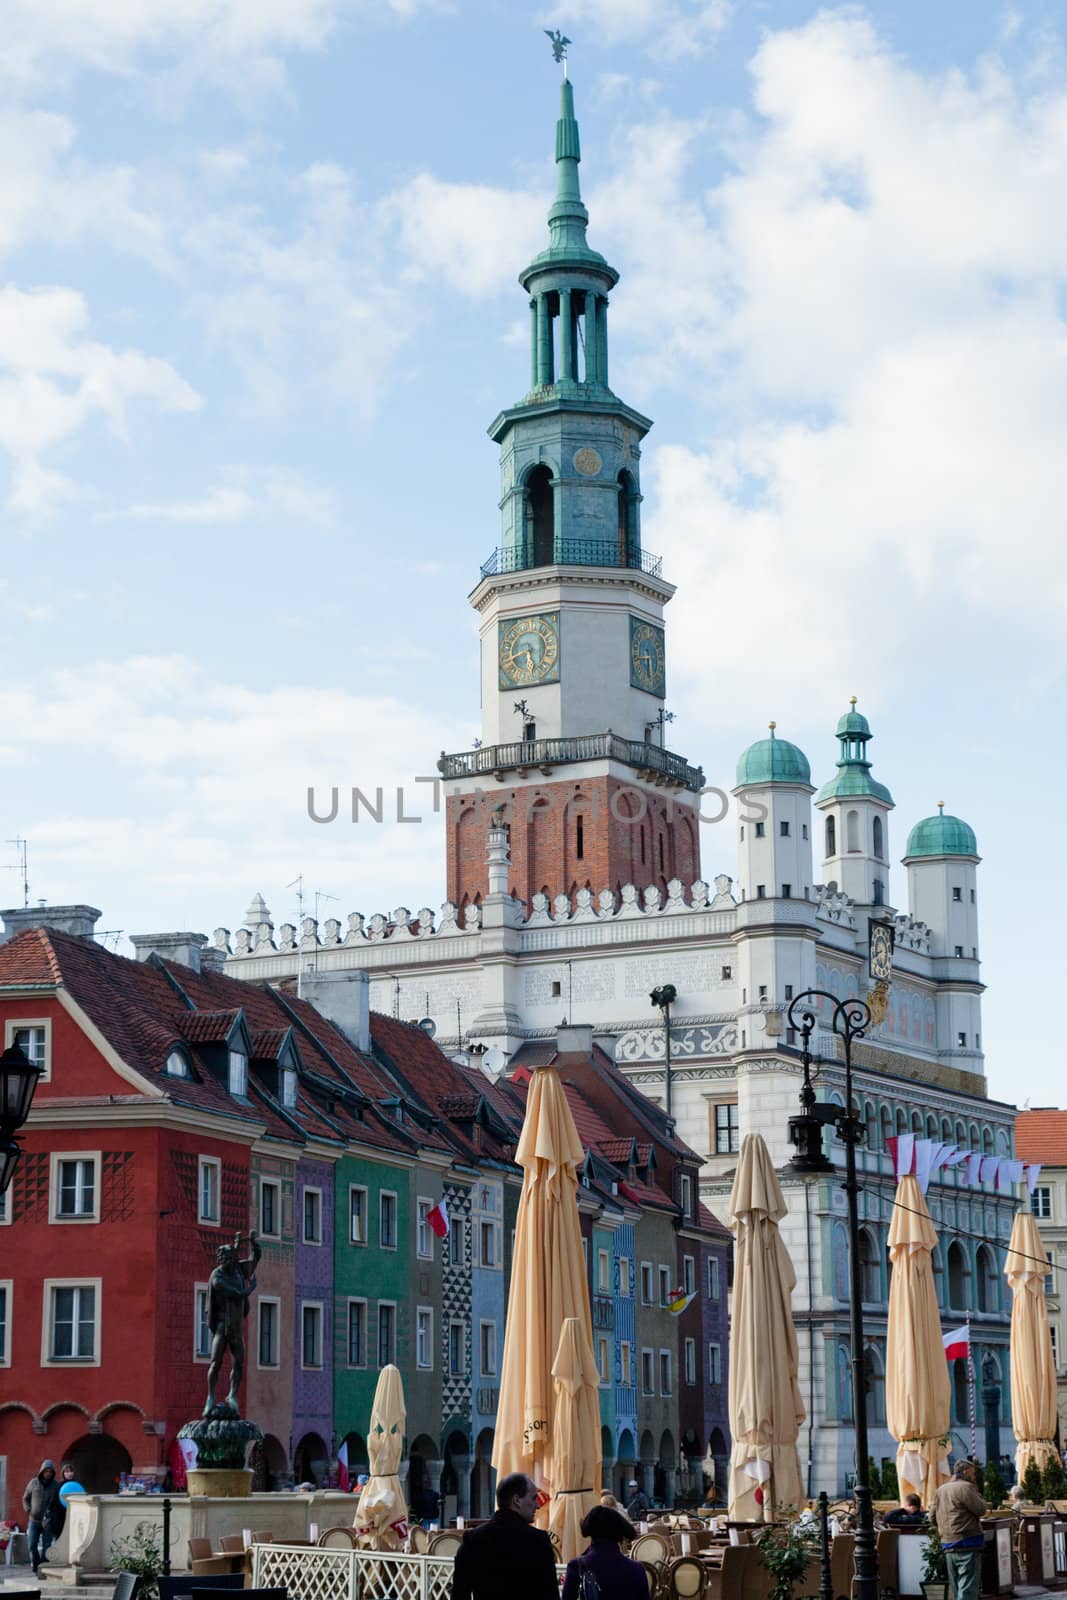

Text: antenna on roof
xmin=287 ymin=874 xmax=304 ymax=997
xmin=95 ymin=929 xmax=124 ymax=951
xmin=3 ymin=837 xmax=29 ymax=908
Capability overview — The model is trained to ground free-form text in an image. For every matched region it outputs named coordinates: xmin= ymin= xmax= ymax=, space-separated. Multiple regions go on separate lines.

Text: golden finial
xmin=849 ymin=695 xmax=858 ymax=707
xmin=768 ymin=720 xmax=776 ymax=732
xmin=937 ymin=800 xmax=945 ymax=812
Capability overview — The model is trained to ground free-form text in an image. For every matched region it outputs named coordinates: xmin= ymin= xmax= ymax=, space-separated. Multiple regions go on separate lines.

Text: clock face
xmin=630 ymin=617 xmax=666 ymax=697
xmin=498 ymin=612 xmax=560 ymax=688
xmin=868 ymin=919 xmax=894 ymax=983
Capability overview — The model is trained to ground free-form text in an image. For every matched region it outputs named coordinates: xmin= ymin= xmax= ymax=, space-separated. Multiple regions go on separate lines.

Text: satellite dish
xmin=451 ymin=1050 xmax=470 ymax=1068
xmin=418 ymin=1017 xmax=436 ymax=1037
xmin=483 ymin=1047 xmax=507 ymax=1073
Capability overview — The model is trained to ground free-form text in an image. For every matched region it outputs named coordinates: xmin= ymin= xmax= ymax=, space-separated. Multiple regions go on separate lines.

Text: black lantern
xmin=0 ymin=1042 xmax=42 ymax=1138
xmin=0 ymin=1140 xmax=19 ymax=1195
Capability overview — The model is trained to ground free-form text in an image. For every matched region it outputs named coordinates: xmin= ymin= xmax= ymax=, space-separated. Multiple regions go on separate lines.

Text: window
xmin=640 ymin=1262 xmax=653 ymax=1305
xmin=45 ymin=1281 xmax=99 ymax=1363
xmin=347 ymin=1299 xmax=367 ymax=1366
xmin=199 ymin=1157 xmax=221 ymax=1225
xmin=708 ymin=1342 xmax=722 ymax=1384
xmin=714 ymin=1102 xmax=740 ymax=1155
xmin=658 ymin=1266 xmax=672 ymax=1306
xmin=449 ymin=1219 xmax=464 ymax=1266
xmin=873 ymin=816 xmax=884 ymax=859
xmin=480 ymin=1320 xmax=497 ymax=1376
xmin=258 ymin=1298 xmax=280 ymax=1367
xmin=194 ymin=1286 xmax=211 ymax=1360
xmin=758 ymin=984 xmax=768 ymax=1002
xmin=970 ymin=888 xmax=975 ymax=903
xmin=952 ymin=887 xmax=962 ymax=902
xmin=551 ymin=981 xmax=562 ymax=998
xmin=1051 ymin=1325 xmax=1059 ymax=1370
xmin=301 ymin=1302 xmax=323 ymax=1368
xmin=378 ymin=1302 xmax=396 ymax=1367
xmin=379 ymin=1191 xmax=398 ymax=1250
xmin=684 ymin=1337 xmax=696 ymax=1385
xmin=754 ymin=821 xmax=765 ymax=838
xmin=825 ymin=816 xmax=836 ymax=856
xmin=0 ymin=1281 xmax=10 ymax=1365
xmin=597 ymin=1249 xmax=611 ymax=1294
xmin=303 ymin=1187 xmax=322 ymax=1244
xmin=166 ymin=1050 xmax=188 ymax=1078
xmin=52 ymin=1154 xmax=98 ymax=1221
xmin=683 ymin=1255 xmax=695 ymax=1295
xmin=802 ymin=823 xmax=809 ymax=840
xmin=641 ymin=1348 xmax=655 ymax=1395
xmin=957 ymin=1032 xmax=967 ymax=1048
xmin=228 ymin=1048 xmax=248 ymax=1097
xmin=1047 ymin=1253 xmax=1055 ymax=1295
xmin=708 ymin=1258 xmax=721 ymax=1300
xmin=680 ymin=1173 xmax=692 ymax=1217
xmin=479 ymin=1220 xmax=499 ymax=1267
xmin=417 ymin=1199 xmax=434 ymax=1260
xmin=659 ymin=1349 xmax=672 ymax=1395
xmin=1032 ymin=1187 xmax=1052 ymax=1221
xmin=785 ymin=984 xmax=793 ymax=1000
xmin=597 ymin=1335 xmax=610 ymax=1385
xmin=5 ymin=1019 xmax=49 ymax=1080
xmin=782 ymin=884 xmax=792 ymax=898
xmin=756 ymin=885 xmax=766 ymax=898
xmin=721 ymin=965 xmax=732 ymax=981
xmin=281 ymin=1066 xmax=298 ymax=1108
xmin=349 ymin=1186 xmax=368 ymax=1244
xmin=417 ymin=1307 xmax=433 ymax=1369
xmin=260 ymin=1178 xmax=281 ymax=1237
xmin=448 ymin=1320 xmax=466 ymax=1376
xmin=576 ymin=815 xmax=584 ymax=859
xmin=620 ymin=1340 xmax=632 ymax=1387
xmin=780 ymin=820 xmax=790 ymax=837
xmin=618 ymin=1256 xmax=631 ymax=1296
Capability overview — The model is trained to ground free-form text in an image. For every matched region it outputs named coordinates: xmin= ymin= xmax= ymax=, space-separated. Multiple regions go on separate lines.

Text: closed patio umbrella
xmin=1005 ymin=1209 xmax=1058 ymax=1480
xmin=549 ymin=1316 xmax=601 ymax=1563
xmin=354 ymin=1364 xmax=408 ymax=1549
xmin=886 ymin=1175 xmax=951 ymax=1504
xmin=493 ymin=1065 xmax=596 ymax=1526
xmin=727 ymin=1133 xmax=805 ymax=1522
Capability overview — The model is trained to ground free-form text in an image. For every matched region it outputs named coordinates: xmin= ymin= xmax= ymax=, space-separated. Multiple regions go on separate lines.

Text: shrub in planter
xmin=754 ymin=1515 xmax=819 ymax=1600
xmin=109 ymin=1521 xmax=163 ymax=1600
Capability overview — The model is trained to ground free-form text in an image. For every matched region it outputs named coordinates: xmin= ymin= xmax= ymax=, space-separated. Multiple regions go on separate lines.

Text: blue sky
xmin=1 ymin=0 xmax=1064 ymax=1108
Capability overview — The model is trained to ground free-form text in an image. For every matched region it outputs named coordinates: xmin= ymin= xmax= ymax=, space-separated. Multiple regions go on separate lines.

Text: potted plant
xmin=109 ymin=1521 xmax=163 ymax=1600
xmin=920 ymin=1518 xmax=948 ymax=1600
xmin=982 ymin=1459 xmax=1006 ymax=1510
xmin=1022 ymin=1456 xmax=1044 ymax=1506
xmin=754 ymin=1514 xmax=819 ymax=1600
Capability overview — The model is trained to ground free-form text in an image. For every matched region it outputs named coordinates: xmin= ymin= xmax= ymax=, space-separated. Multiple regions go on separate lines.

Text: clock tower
xmin=439 ymin=73 xmax=703 ymax=912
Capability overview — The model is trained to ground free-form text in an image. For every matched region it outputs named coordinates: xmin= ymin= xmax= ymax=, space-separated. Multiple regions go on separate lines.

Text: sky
xmin=0 ymin=0 xmax=1063 ymax=1108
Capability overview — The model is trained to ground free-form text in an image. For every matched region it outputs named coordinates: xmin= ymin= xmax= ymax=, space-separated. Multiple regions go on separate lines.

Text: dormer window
xmin=228 ymin=1049 xmax=248 ymax=1097
xmin=166 ymin=1050 xmax=188 ymax=1078
xmin=281 ymin=1067 xmax=297 ymax=1108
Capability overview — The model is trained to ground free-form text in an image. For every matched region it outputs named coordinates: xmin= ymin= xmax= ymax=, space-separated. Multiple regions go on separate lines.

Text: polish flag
xmin=337 ymin=1440 xmax=350 ymax=1494
xmin=428 ymin=1198 xmax=450 ymax=1239
xmin=943 ymin=1325 xmax=970 ymax=1362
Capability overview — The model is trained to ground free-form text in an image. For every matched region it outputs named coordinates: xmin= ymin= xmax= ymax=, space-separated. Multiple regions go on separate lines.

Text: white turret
xmin=814 ymin=699 xmax=894 ymax=909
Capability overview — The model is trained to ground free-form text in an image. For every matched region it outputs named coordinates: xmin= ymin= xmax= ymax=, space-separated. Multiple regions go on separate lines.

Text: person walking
xmin=931 ymin=1461 xmax=987 ymax=1600
xmin=452 ymin=1473 xmax=558 ymax=1600
xmin=624 ymin=1480 xmax=649 ymax=1520
xmin=561 ymin=1506 xmax=646 ymax=1600
xmin=23 ymin=1459 xmax=61 ymax=1574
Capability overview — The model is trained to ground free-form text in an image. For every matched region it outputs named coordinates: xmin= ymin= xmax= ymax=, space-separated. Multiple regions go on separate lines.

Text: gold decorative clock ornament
xmin=629 ymin=617 xmax=665 ymax=696
xmin=573 ymin=447 xmax=602 ymax=477
xmin=498 ymin=612 xmax=561 ymax=688
xmin=868 ymin=918 xmax=895 ymax=985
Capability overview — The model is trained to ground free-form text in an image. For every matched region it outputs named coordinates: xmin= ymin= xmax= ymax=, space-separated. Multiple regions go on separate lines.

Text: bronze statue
xmin=204 ymin=1231 xmax=261 ymax=1417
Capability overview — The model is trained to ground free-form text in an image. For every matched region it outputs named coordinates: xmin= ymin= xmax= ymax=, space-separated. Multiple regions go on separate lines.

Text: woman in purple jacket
xmin=561 ymin=1506 xmax=648 ymax=1600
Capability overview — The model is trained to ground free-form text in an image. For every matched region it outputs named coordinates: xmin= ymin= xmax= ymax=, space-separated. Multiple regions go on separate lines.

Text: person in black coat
xmin=561 ymin=1506 xmax=646 ymax=1600
xmin=452 ymin=1473 xmax=558 ymax=1600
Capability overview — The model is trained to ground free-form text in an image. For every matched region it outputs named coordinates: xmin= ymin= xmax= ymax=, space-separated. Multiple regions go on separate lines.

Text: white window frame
xmin=659 ymin=1347 xmax=672 ymax=1396
xmin=658 ymin=1265 xmax=672 ymax=1306
xmin=194 ymin=1282 xmax=211 ymax=1362
xmin=448 ymin=1318 xmax=467 ymax=1377
xmin=1032 ymin=1186 xmax=1053 ymax=1221
xmin=281 ymin=1065 xmax=298 ymax=1108
xmin=618 ymin=1256 xmax=630 ymax=1297
xmin=198 ymin=1156 xmax=222 ymax=1225
xmin=708 ymin=1257 xmax=721 ymax=1300
xmin=300 ymin=1301 xmax=324 ymax=1370
xmin=257 ymin=1296 xmax=281 ymax=1369
xmin=479 ymin=1319 xmax=497 ymax=1377
xmin=377 ymin=1300 xmax=396 ymax=1367
xmin=708 ymin=1341 xmax=722 ymax=1385
xmin=416 ymin=1197 xmax=434 ymax=1261
xmin=42 ymin=1278 xmax=101 ymax=1366
xmin=680 ymin=1173 xmax=692 ymax=1216
xmin=50 ymin=1151 xmax=101 ymax=1224
xmin=5 ymin=1018 xmax=51 ymax=1082
xmin=684 ymin=1336 xmax=696 ymax=1386
xmin=346 ymin=1298 xmax=367 ymax=1368
xmin=349 ymin=1185 xmax=368 ymax=1245
xmin=0 ymin=1279 xmax=11 ymax=1366
xmin=597 ymin=1334 xmax=611 ymax=1386
xmin=620 ymin=1340 xmax=632 ymax=1387
xmin=1051 ymin=1324 xmax=1059 ymax=1371
xmin=379 ymin=1190 xmax=398 ymax=1251
xmin=228 ymin=1048 xmax=248 ymax=1097
xmin=302 ymin=1186 xmax=323 ymax=1246
xmin=166 ymin=1050 xmax=189 ymax=1079
xmin=416 ymin=1306 xmax=434 ymax=1369
xmin=479 ymin=1219 xmax=501 ymax=1269
xmin=641 ymin=1347 xmax=655 ymax=1396
xmin=714 ymin=1101 xmax=740 ymax=1155
xmin=683 ymin=1254 xmax=695 ymax=1295
xmin=259 ymin=1176 xmax=282 ymax=1239
xmin=597 ymin=1248 xmax=611 ymax=1295
xmin=640 ymin=1261 xmax=653 ymax=1305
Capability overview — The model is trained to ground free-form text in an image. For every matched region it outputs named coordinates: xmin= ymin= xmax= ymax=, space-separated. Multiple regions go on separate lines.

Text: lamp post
xmin=786 ymin=990 xmax=878 ymax=1600
xmin=0 ymin=1040 xmax=43 ymax=1192
xmin=650 ymin=984 xmax=677 ymax=1119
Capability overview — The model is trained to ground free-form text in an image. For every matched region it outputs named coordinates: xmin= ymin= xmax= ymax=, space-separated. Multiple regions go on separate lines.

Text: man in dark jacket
xmin=452 ymin=1472 xmax=557 ymax=1600
xmin=23 ymin=1459 xmax=61 ymax=1573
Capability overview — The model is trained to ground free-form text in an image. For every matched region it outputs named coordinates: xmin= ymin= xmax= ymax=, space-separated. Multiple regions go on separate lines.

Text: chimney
xmin=557 ymin=1021 xmax=594 ymax=1056
xmin=129 ymin=932 xmax=208 ymax=972
xmin=0 ymin=904 xmax=102 ymax=942
xmin=299 ymin=970 xmax=371 ymax=1053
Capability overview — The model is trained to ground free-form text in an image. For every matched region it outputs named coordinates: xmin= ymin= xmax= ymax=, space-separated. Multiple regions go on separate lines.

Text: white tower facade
xmin=904 ymin=803 xmax=984 ymax=1070
xmin=815 ymin=700 xmax=894 ymax=910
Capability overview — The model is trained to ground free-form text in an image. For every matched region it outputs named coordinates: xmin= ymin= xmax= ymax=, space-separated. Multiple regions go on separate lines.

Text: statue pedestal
xmin=187 ymin=1469 xmax=253 ymax=1499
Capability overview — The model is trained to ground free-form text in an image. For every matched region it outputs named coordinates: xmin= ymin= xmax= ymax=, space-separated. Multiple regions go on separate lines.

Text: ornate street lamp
xmin=0 ymin=1041 xmax=43 ymax=1193
xmin=785 ymin=990 xmax=879 ymax=1600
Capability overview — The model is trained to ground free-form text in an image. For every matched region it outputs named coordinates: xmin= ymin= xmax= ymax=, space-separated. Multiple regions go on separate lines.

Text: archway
xmin=65 ymin=1433 xmax=132 ymax=1495
xmin=293 ymin=1431 xmax=329 ymax=1488
xmin=709 ymin=1429 xmax=729 ymax=1506
xmin=471 ymin=1428 xmax=495 ymax=1519
xmin=251 ymin=1433 xmax=289 ymax=1492
xmin=408 ymin=1433 xmax=438 ymax=1520
xmin=656 ymin=1429 xmax=676 ymax=1506
xmin=614 ymin=1427 xmax=636 ymax=1502
xmin=526 ymin=466 xmax=554 ymax=567
xmin=442 ymin=1429 xmax=469 ymax=1524
xmin=947 ymin=1242 xmax=968 ymax=1310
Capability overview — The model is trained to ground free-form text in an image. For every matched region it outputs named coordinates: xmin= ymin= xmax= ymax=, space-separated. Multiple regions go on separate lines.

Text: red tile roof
xmin=1015 ymin=1110 xmax=1067 ymax=1166
xmin=173 ymin=1010 xmax=241 ymax=1043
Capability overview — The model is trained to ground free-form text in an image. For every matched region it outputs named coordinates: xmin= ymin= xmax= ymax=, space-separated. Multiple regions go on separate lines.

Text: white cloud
xmin=541 ymin=0 xmax=732 ymax=60
xmin=385 ymin=174 xmax=545 ymax=297
xmin=98 ymin=466 xmax=336 ymax=528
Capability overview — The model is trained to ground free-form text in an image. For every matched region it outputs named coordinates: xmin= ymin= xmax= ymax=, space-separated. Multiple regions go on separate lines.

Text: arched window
xmin=832 ymin=1222 xmax=850 ymax=1301
xmin=976 ymin=1245 xmax=998 ymax=1314
xmin=880 ymin=1105 xmax=893 ymax=1151
xmin=955 ymin=1120 xmax=966 ymax=1147
xmin=947 ymin=1242 xmax=968 ymax=1309
xmin=926 ymin=1113 xmax=938 ymax=1140
xmin=617 ymin=471 xmax=639 ymax=566
xmin=859 ymin=1229 xmax=879 ymax=1303
xmin=911 ymin=1109 xmax=923 ymax=1135
xmin=864 ymin=1346 xmax=885 ymax=1426
xmin=953 ymin=1360 xmax=969 ymax=1425
xmin=865 ymin=1101 xmax=879 ymax=1151
xmin=837 ymin=1345 xmax=854 ymax=1421
xmin=873 ymin=815 xmax=884 ymax=859
xmin=846 ymin=809 xmax=860 ymax=852
xmin=825 ymin=815 xmax=836 ymax=858
xmin=526 ymin=465 xmax=554 ymax=566
xmin=896 ymin=1107 xmax=907 ymax=1136
xmin=982 ymin=1127 xmax=994 ymax=1155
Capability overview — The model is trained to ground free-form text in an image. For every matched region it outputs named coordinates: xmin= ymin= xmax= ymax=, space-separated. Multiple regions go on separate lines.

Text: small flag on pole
xmin=943 ymin=1325 xmax=970 ymax=1361
xmin=427 ymin=1197 xmax=450 ymax=1238
xmin=667 ymin=1287 xmax=697 ymax=1315
xmin=337 ymin=1439 xmax=349 ymax=1493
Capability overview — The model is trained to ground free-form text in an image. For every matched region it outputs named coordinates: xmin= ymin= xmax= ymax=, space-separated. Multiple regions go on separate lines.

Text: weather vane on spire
xmin=544 ymin=29 xmax=571 ymax=76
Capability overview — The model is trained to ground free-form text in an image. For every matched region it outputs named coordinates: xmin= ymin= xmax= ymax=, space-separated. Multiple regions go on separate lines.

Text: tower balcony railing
xmin=437 ymin=731 xmax=704 ymax=792
xmin=479 ymin=539 xmax=663 ymax=579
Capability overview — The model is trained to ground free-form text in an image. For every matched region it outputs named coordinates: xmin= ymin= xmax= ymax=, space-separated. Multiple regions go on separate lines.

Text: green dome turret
xmin=815 ymin=697 xmax=893 ymax=805
xmin=905 ymin=803 xmax=979 ymax=859
xmin=736 ymin=722 xmax=811 ymax=787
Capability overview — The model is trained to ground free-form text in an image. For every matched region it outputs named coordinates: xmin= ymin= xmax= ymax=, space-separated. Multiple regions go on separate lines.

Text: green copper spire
xmin=548 ymin=78 xmax=590 ymax=254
